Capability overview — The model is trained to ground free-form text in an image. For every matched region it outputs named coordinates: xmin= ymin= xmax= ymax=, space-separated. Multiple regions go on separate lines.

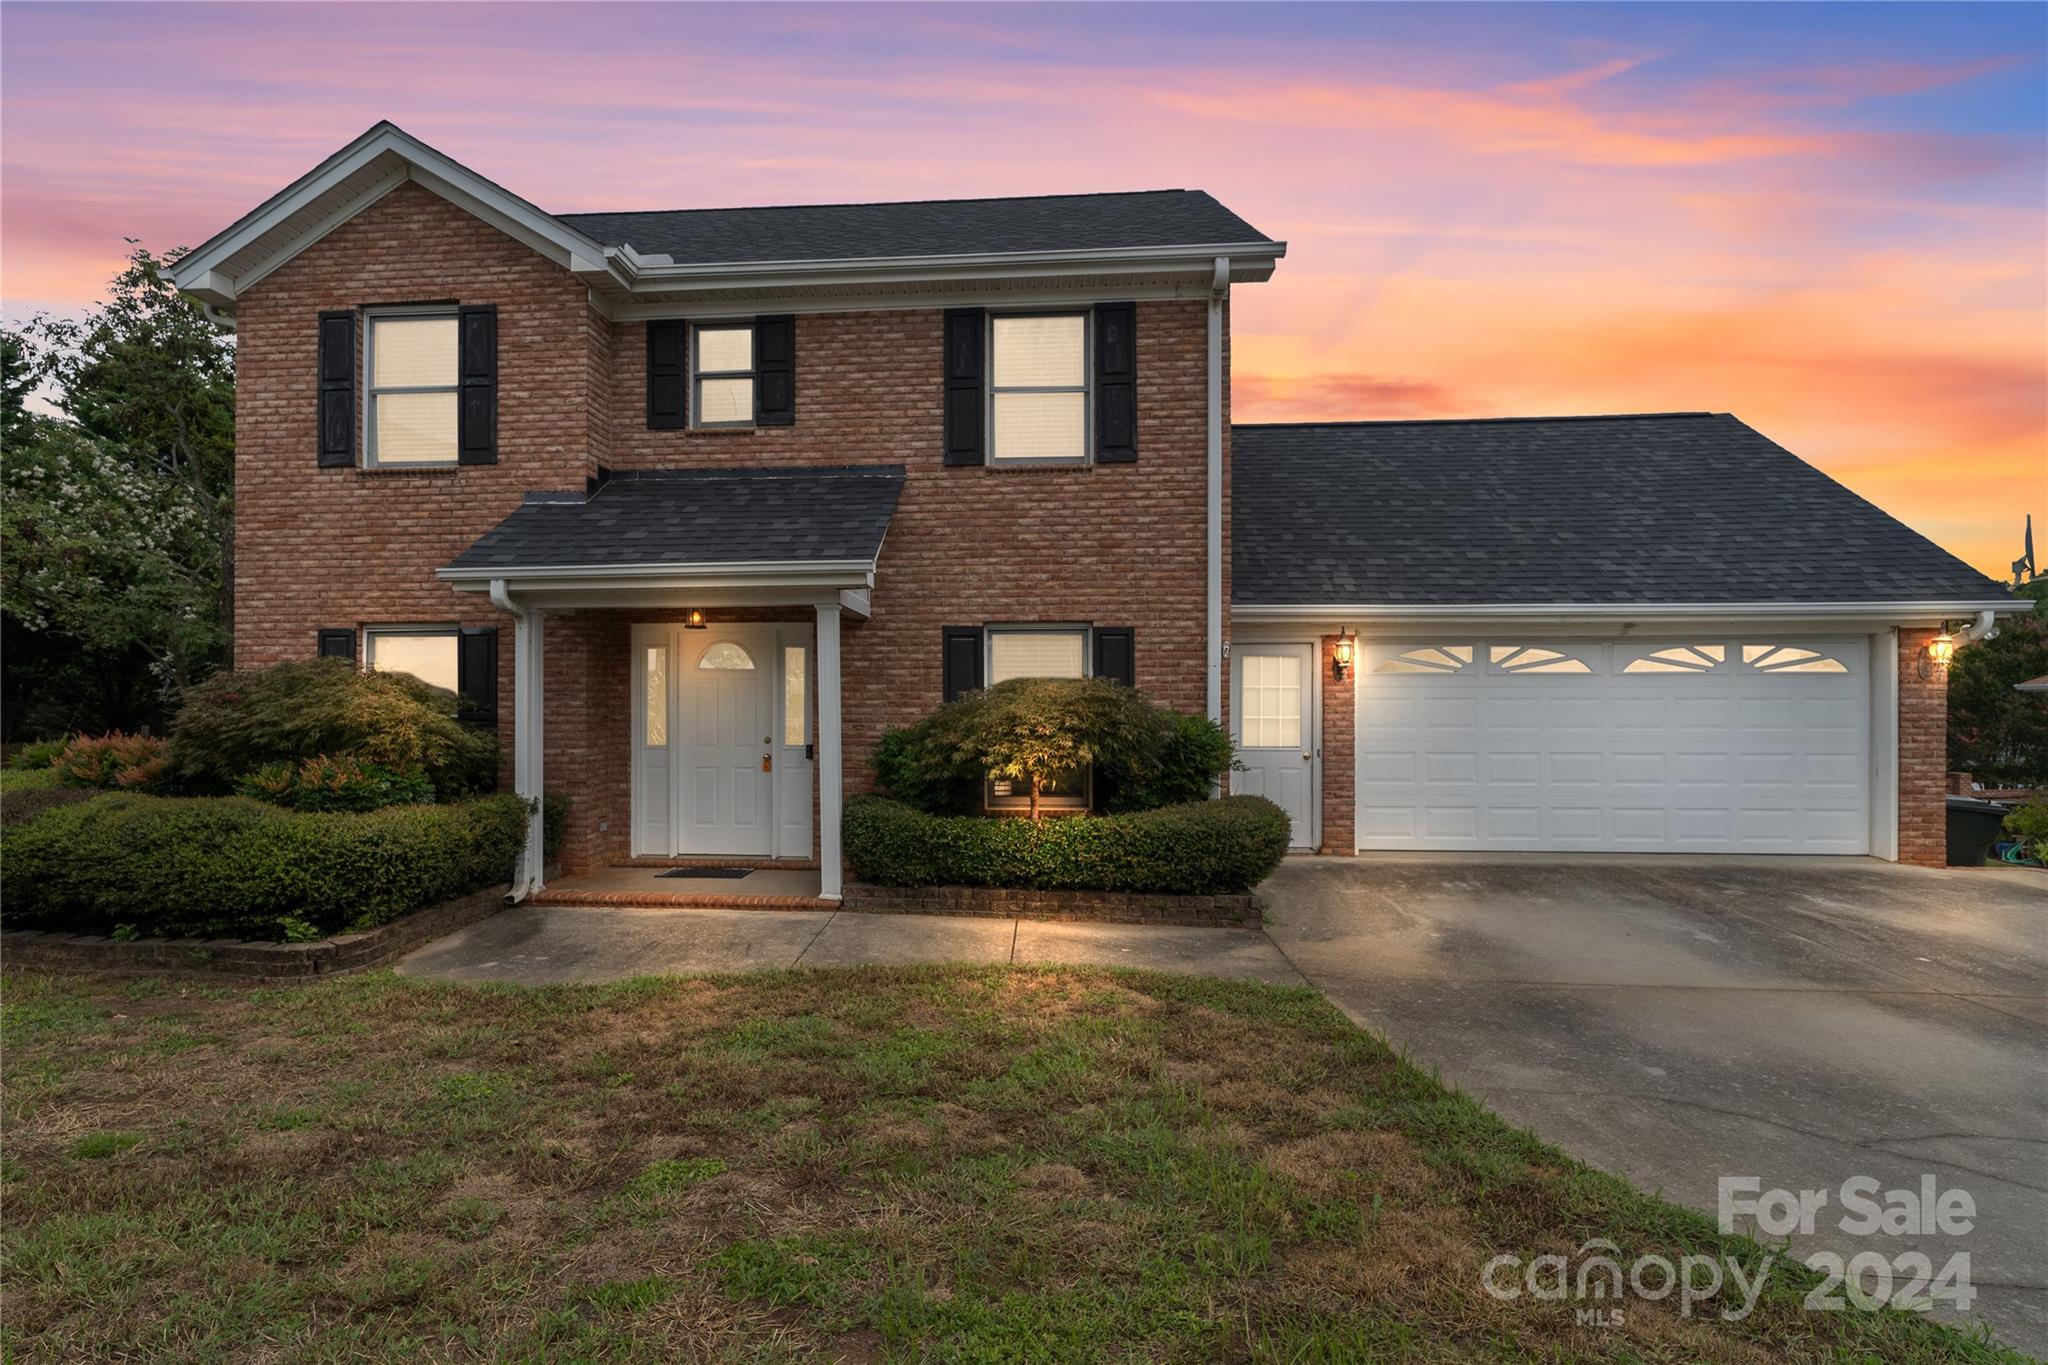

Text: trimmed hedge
xmin=3 ymin=793 xmax=532 ymax=941
xmin=844 ymin=794 xmax=1291 ymax=895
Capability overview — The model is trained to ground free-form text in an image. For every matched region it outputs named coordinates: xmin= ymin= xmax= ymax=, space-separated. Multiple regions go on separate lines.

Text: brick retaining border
xmin=1 ymin=885 xmax=509 ymax=982
xmin=842 ymin=883 xmax=1261 ymax=929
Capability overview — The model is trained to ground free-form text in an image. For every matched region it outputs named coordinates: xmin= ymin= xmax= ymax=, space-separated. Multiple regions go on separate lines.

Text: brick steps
xmin=527 ymin=889 xmax=834 ymax=911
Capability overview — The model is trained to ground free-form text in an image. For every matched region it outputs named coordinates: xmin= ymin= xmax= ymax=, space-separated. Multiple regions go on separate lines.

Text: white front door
xmin=1232 ymin=643 xmax=1315 ymax=848
xmin=634 ymin=624 xmax=803 ymax=858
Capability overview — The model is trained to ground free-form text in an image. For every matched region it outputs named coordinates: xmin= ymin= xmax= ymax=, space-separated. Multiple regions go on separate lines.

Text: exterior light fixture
xmin=1332 ymin=629 xmax=1356 ymax=680
xmin=684 ymin=609 xmax=707 ymax=630
xmin=1921 ymin=630 xmax=1955 ymax=679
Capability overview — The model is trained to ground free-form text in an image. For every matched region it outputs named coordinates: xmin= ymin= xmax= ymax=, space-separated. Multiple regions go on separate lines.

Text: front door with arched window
xmin=632 ymin=623 xmax=813 ymax=858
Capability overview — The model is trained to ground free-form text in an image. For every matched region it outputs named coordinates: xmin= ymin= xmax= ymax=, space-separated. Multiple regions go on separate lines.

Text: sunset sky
xmin=3 ymin=1 xmax=2041 ymax=578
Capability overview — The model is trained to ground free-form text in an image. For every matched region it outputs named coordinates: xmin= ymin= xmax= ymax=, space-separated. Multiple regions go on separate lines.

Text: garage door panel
xmin=1356 ymin=637 xmax=1870 ymax=854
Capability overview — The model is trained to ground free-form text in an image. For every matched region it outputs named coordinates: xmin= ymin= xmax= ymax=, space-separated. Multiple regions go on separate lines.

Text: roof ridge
xmin=1234 ymin=412 xmax=1722 ymax=430
xmin=556 ymin=188 xmax=1202 ymax=220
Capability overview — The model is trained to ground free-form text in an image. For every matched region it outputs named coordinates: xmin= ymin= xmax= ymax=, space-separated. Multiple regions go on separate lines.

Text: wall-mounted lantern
xmin=1332 ymin=629 xmax=1356 ymax=680
xmin=1920 ymin=629 xmax=1955 ymax=680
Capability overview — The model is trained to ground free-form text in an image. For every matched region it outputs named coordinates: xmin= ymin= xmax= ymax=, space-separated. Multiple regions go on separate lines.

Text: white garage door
xmin=1355 ymin=638 xmax=1871 ymax=854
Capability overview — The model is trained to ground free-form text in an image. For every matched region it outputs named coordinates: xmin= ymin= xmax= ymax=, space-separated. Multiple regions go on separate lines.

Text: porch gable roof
xmin=440 ymin=464 xmax=904 ymax=585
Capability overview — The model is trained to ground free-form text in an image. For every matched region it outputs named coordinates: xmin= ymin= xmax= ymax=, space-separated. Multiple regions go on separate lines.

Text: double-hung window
xmin=990 ymin=313 xmax=1088 ymax=463
xmin=693 ymin=323 xmax=755 ymax=427
xmin=984 ymin=626 xmax=1091 ymax=811
xmin=365 ymin=309 xmax=460 ymax=465
xmin=364 ymin=626 xmax=460 ymax=693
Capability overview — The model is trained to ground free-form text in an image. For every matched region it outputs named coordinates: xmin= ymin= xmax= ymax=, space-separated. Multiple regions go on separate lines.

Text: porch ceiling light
xmin=1332 ymin=629 xmax=1356 ymax=680
xmin=685 ymin=609 xmax=707 ymax=630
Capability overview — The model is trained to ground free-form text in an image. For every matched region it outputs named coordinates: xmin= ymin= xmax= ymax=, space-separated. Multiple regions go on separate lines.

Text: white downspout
xmin=1206 ymin=256 xmax=1228 ymax=729
xmin=1961 ymin=609 xmax=1999 ymax=644
xmin=490 ymin=578 xmax=546 ymax=902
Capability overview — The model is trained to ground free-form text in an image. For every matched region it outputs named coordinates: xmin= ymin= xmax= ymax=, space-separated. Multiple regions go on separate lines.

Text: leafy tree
xmin=1947 ymin=582 xmax=2048 ymax=787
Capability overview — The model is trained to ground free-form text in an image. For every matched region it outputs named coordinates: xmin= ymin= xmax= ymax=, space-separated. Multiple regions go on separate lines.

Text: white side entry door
xmin=1232 ymin=643 xmax=1315 ymax=848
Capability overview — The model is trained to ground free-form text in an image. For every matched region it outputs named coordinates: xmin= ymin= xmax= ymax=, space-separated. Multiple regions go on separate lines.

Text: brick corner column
xmin=1318 ymin=635 xmax=1355 ymax=855
xmin=1897 ymin=628 xmax=1948 ymax=868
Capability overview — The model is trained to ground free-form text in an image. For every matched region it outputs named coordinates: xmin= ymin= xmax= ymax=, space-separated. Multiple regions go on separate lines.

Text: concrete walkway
xmin=397 ymin=901 xmax=1306 ymax=987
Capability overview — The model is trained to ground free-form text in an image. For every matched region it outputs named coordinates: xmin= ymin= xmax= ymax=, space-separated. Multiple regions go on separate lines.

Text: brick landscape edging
xmin=842 ymin=883 xmax=1261 ymax=929
xmin=1 ymin=885 xmax=509 ymax=981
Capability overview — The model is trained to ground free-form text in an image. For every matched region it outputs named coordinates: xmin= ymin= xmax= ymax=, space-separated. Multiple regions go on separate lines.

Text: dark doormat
xmin=657 ymin=867 xmax=753 ymax=880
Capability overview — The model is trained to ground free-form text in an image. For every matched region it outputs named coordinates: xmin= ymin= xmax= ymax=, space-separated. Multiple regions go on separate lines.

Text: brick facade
xmin=1897 ymin=628 xmax=1949 ymax=867
xmin=232 ymin=182 xmax=1228 ymax=875
xmin=1317 ymin=634 xmax=1355 ymax=855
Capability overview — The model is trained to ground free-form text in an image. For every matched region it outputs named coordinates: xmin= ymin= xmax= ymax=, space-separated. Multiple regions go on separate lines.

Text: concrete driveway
xmin=1260 ymin=855 xmax=2048 ymax=1355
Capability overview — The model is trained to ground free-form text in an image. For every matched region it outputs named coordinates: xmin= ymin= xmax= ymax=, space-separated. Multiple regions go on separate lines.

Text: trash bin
xmin=1946 ymin=796 xmax=2010 ymax=866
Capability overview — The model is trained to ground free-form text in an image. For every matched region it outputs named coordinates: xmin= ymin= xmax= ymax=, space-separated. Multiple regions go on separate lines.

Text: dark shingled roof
xmin=1232 ymin=413 xmax=2014 ymax=607
xmin=557 ymin=190 xmax=1273 ymax=265
xmin=446 ymin=466 xmax=904 ymax=574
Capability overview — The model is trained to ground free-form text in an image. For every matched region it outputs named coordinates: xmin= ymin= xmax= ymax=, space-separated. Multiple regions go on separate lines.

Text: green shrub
xmin=52 ymin=733 xmax=169 ymax=790
xmin=3 ymin=793 xmax=529 ymax=940
xmin=2005 ymin=801 xmax=2048 ymax=863
xmin=236 ymin=754 xmax=435 ymax=812
xmin=844 ymin=794 xmax=1290 ymax=895
xmin=872 ymin=679 xmax=1232 ymax=817
xmin=10 ymin=739 xmax=69 ymax=771
xmin=0 ymin=767 xmax=62 ymax=794
xmin=168 ymin=659 xmax=496 ymax=798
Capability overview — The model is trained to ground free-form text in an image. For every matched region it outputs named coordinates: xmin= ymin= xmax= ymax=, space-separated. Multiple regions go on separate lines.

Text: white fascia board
xmin=1232 ymin=600 xmax=2025 ymax=630
xmin=168 ymin=122 xmax=612 ymax=303
xmin=607 ymin=239 xmax=1283 ymax=290
xmin=611 ymin=279 xmax=1214 ymax=322
xmin=439 ymin=559 xmax=876 ymax=595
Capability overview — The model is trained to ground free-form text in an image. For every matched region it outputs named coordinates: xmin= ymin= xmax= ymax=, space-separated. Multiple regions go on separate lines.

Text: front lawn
xmin=0 ymin=967 xmax=2018 ymax=1362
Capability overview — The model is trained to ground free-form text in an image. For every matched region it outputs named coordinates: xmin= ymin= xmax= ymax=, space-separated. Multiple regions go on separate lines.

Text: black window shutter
xmin=941 ymin=626 xmax=984 ymax=702
xmin=1094 ymin=302 xmax=1137 ymax=464
xmin=457 ymin=304 xmax=498 ymax=465
xmin=317 ymin=310 xmax=356 ymax=467
xmin=1093 ymin=627 xmax=1136 ymax=687
xmin=942 ymin=308 xmax=985 ymax=465
xmin=458 ymin=626 xmax=499 ymax=722
xmin=317 ymin=628 xmax=356 ymax=662
xmin=755 ymin=315 xmax=795 ymax=426
xmin=646 ymin=320 xmax=687 ymax=429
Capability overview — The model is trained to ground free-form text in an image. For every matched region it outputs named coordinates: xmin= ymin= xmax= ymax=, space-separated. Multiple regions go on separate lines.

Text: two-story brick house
xmin=170 ymin=123 xmax=2017 ymax=898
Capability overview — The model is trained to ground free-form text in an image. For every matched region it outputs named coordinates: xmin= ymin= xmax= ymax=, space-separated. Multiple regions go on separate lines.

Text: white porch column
xmin=815 ymin=601 xmax=843 ymax=900
xmin=501 ymin=584 xmax=546 ymax=898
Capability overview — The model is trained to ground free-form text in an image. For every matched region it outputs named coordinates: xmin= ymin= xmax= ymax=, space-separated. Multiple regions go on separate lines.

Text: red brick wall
xmin=602 ymin=301 xmax=1222 ymax=776
xmin=232 ymin=183 xmax=1225 ymax=871
xmin=1318 ymin=635 xmax=1355 ymax=855
xmin=1897 ymin=627 xmax=1948 ymax=867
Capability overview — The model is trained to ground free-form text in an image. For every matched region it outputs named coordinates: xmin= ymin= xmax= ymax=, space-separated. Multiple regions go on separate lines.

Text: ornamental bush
xmin=843 ymin=794 xmax=1291 ymax=894
xmin=872 ymin=678 xmax=1233 ymax=817
xmin=9 ymin=739 xmax=69 ymax=771
xmin=52 ymin=732 xmax=168 ymax=790
xmin=236 ymin=754 xmax=435 ymax=813
xmin=2 ymin=793 xmax=531 ymax=940
xmin=168 ymin=659 xmax=496 ymax=798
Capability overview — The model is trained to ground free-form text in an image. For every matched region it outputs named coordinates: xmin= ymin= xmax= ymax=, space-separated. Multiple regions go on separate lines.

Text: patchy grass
xmin=0 ymin=966 xmax=2020 ymax=1362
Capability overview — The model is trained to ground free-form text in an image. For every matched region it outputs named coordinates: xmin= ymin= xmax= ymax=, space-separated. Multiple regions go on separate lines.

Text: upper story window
xmin=693 ymin=323 xmax=754 ymax=428
xmin=366 ymin=309 xmax=460 ymax=466
xmin=990 ymin=313 xmax=1088 ymax=464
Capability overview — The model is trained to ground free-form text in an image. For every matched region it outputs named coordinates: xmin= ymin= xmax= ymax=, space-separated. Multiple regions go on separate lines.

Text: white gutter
xmin=489 ymin=578 xmax=546 ymax=903
xmin=1206 ymin=255 xmax=1228 ymax=726
xmin=606 ymin=239 xmax=1285 ymax=285
xmin=1234 ymin=600 xmax=2023 ymax=624
xmin=439 ymin=558 xmax=877 ymax=591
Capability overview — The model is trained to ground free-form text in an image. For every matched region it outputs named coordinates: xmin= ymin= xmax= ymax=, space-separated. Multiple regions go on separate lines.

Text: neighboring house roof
xmin=442 ymin=465 xmax=904 ymax=578
xmin=1231 ymin=412 xmax=2019 ymax=609
xmin=557 ymin=190 xmax=1274 ymax=266
xmin=168 ymin=122 xmax=1283 ymax=308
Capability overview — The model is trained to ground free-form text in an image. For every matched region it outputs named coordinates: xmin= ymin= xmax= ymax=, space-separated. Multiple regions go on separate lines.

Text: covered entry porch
xmin=439 ymin=465 xmax=907 ymax=902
